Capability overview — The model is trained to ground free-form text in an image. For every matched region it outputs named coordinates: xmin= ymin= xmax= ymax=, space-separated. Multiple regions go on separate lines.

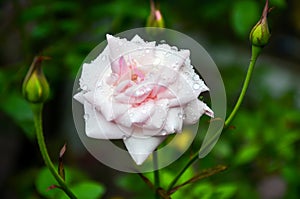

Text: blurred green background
xmin=1 ymin=0 xmax=300 ymax=198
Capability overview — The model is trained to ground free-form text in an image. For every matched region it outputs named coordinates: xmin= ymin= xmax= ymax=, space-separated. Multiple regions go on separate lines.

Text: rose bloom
xmin=74 ymin=34 xmax=213 ymax=165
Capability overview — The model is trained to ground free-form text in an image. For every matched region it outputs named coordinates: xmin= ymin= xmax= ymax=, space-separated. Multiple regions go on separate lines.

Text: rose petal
xmin=154 ymin=45 xmax=190 ymax=71
xmin=111 ymin=56 xmax=130 ymax=76
xmin=123 ymin=134 xmax=166 ymax=165
xmin=84 ymin=89 xmax=130 ymax=121
xmin=183 ymin=99 xmax=214 ymax=125
xmin=167 ymin=73 xmax=208 ymax=107
xmin=163 ymin=107 xmax=184 ymax=134
xmin=73 ymin=92 xmax=84 ymax=104
xmin=114 ymin=80 xmax=135 ymax=94
xmin=156 ymin=66 xmax=179 ymax=87
xmin=83 ymin=101 xmax=125 ymax=139
xmin=142 ymin=99 xmax=169 ymax=133
xmin=79 ymin=46 xmax=110 ymax=91
xmin=107 ymin=34 xmax=157 ymax=68
xmin=129 ymin=100 xmax=155 ymax=124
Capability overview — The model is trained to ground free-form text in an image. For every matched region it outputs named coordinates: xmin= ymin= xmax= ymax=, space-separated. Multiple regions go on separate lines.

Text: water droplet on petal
xmin=184 ymin=72 xmax=190 ymax=77
xmin=193 ymin=83 xmax=200 ymax=90
xmin=161 ymin=131 xmax=167 ymax=136
xmin=178 ymin=113 xmax=186 ymax=120
xmin=118 ymin=41 xmax=123 ymax=46
xmin=101 ymin=55 xmax=106 ymax=61
xmin=96 ymin=81 xmax=102 ymax=88
xmin=171 ymin=46 xmax=178 ymax=51
xmin=83 ymin=114 xmax=89 ymax=120
xmin=193 ymin=75 xmax=200 ymax=81
xmin=122 ymin=135 xmax=128 ymax=140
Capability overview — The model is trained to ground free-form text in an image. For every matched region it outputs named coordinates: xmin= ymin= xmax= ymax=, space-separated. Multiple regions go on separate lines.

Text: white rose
xmin=74 ymin=34 xmax=213 ymax=165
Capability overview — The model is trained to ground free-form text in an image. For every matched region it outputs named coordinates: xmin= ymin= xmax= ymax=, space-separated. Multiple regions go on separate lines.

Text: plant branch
xmin=153 ymin=152 xmax=160 ymax=199
xmin=224 ymin=46 xmax=262 ymax=127
xmin=168 ymin=165 xmax=227 ymax=195
xmin=32 ymin=104 xmax=77 ymax=199
xmin=167 ymin=153 xmax=198 ymax=192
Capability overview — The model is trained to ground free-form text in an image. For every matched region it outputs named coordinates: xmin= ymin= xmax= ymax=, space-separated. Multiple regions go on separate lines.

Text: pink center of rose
xmin=109 ymin=56 xmax=167 ymax=106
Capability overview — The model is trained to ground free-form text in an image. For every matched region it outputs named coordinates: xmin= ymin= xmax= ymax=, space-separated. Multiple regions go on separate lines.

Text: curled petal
xmin=111 ymin=56 xmax=129 ymax=76
xmin=183 ymin=99 xmax=214 ymax=125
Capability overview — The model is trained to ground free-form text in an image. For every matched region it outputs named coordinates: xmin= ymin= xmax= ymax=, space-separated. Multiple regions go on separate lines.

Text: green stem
xmin=32 ymin=104 xmax=77 ymax=199
xmin=167 ymin=45 xmax=262 ymax=193
xmin=224 ymin=46 xmax=262 ymax=127
xmin=167 ymin=153 xmax=198 ymax=192
xmin=153 ymin=152 xmax=160 ymax=199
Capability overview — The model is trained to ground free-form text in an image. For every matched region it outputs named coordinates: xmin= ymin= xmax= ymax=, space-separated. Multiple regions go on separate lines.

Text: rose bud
xmin=249 ymin=0 xmax=271 ymax=47
xmin=146 ymin=0 xmax=165 ymax=28
xmin=22 ymin=56 xmax=50 ymax=104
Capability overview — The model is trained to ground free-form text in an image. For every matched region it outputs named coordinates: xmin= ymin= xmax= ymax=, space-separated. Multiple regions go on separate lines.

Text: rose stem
xmin=32 ymin=104 xmax=77 ymax=199
xmin=167 ymin=47 xmax=261 ymax=191
xmin=167 ymin=153 xmax=198 ymax=192
xmin=224 ymin=45 xmax=262 ymax=127
xmin=153 ymin=151 xmax=160 ymax=198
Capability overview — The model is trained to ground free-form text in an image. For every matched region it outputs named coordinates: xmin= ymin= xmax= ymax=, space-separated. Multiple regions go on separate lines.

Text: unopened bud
xmin=22 ymin=56 xmax=50 ymax=104
xmin=249 ymin=0 xmax=271 ymax=47
xmin=146 ymin=0 xmax=165 ymax=28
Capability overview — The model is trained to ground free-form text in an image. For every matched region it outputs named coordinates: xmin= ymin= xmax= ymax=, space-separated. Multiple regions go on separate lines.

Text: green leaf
xmin=60 ymin=181 xmax=105 ymax=199
xmin=231 ymin=1 xmax=260 ymax=38
xmin=0 ymin=92 xmax=35 ymax=139
xmin=193 ymin=183 xmax=213 ymax=199
xmin=35 ymin=166 xmax=90 ymax=198
xmin=234 ymin=144 xmax=260 ymax=165
xmin=215 ymin=184 xmax=237 ymax=199
xmin=35 ymin=167 xmax=65 ymax=198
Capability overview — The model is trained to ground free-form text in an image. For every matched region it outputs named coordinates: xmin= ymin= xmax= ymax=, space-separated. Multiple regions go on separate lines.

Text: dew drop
xmin=122 ymin=135 xmax=128 ymax=140
xmin=96 ymin=81 xmax=102 ymax=88
xmin=171 ymin=46 xmax=178 ymax=51
xmin=161 ymin=131 xmax=167 ymax=136
xmin=193 ymin=75 xmax=200 ymax=81
xmin=101 ymin=55 xmax=106 ymax=61
xmin=178 ymin=113 xmax=186 ymax=120
xmin=118 ymin=41 xmax=123 ymax=46
xmin=184 ymin=71 xmax=190 ymax=77
xmin=83 ymin=114 xmax=89 ymax=120
xmin=193 ymin=83 xmax=200 ymax=90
